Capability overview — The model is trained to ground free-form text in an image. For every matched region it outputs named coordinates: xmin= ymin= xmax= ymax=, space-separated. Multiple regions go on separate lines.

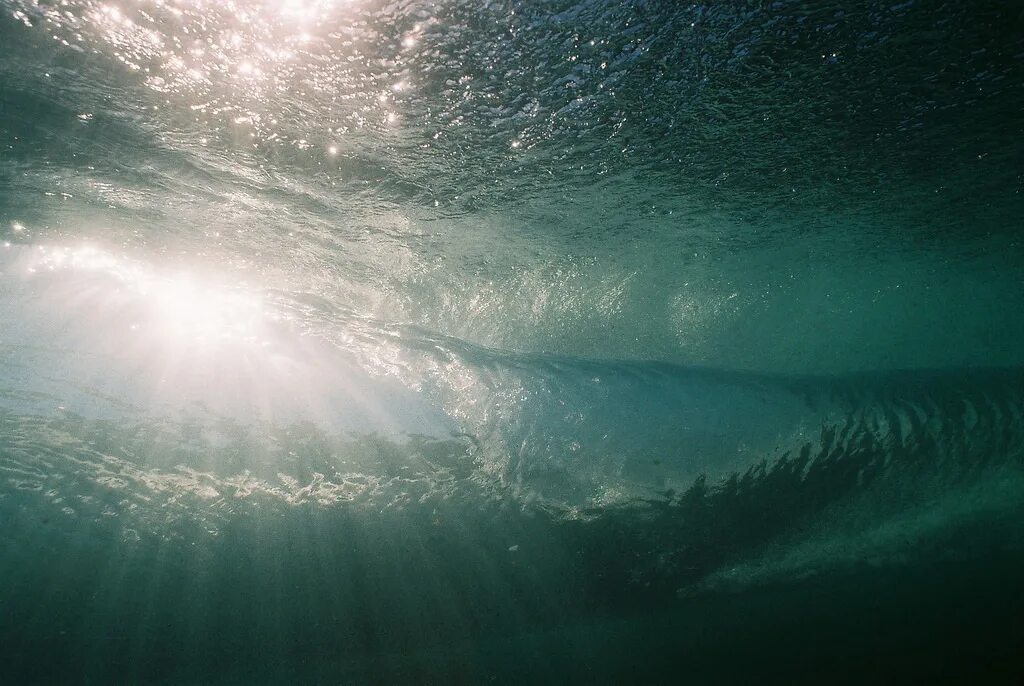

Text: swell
xmin=554 ymin=366 xmax=1024 ymax=605
xmin=392 ymin=323 xmax=1024 ymax=506
xmin=2 ymin=361 xmax=1024 ymax=686
xmin=2 ymin=357 xmax=1022 ymax=602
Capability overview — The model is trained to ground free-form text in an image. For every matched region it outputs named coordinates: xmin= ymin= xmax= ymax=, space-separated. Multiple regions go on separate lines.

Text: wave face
xmin=2 ymin=0 xmax=1024 ymax=682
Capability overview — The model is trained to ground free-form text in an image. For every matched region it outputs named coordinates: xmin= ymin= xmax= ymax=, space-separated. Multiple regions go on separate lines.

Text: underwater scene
xmin=2 ymin=0 xmax=1024 ymax=683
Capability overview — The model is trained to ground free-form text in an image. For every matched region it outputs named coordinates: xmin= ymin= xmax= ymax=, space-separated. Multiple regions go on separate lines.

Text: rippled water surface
xmin=2 ymin=1 xmax=1024 ymax=683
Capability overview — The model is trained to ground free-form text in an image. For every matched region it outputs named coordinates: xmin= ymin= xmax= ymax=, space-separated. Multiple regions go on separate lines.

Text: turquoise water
xmin=2 ymin=0 xmax=1024 ymax=682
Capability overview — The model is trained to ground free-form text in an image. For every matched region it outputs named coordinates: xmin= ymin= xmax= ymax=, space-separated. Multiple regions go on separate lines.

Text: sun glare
xmin=28 ymin=245 xmax=265 ymax=343
xmin=150 ymin=274 xmax=265 ymax=341
xmin=8 ymin=243 xmax=445 ymax=438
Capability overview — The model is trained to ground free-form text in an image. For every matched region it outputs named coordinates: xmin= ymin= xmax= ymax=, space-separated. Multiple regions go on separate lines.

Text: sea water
xmin=2 ymin=0 xmax=1024 ymax=683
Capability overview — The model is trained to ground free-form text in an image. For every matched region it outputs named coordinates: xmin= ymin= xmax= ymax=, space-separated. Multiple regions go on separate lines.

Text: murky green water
xmin=2 ymin=0 xmax=1024 ymax=682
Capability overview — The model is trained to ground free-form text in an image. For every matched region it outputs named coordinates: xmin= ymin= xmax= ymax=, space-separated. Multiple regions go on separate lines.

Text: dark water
xmin=2 ymin=0 xmax=1024 ymax=683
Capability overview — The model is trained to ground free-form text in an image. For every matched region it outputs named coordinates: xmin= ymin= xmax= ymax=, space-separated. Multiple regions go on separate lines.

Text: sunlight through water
xmin=2 ymin=0 xmax=1024 ymax=682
